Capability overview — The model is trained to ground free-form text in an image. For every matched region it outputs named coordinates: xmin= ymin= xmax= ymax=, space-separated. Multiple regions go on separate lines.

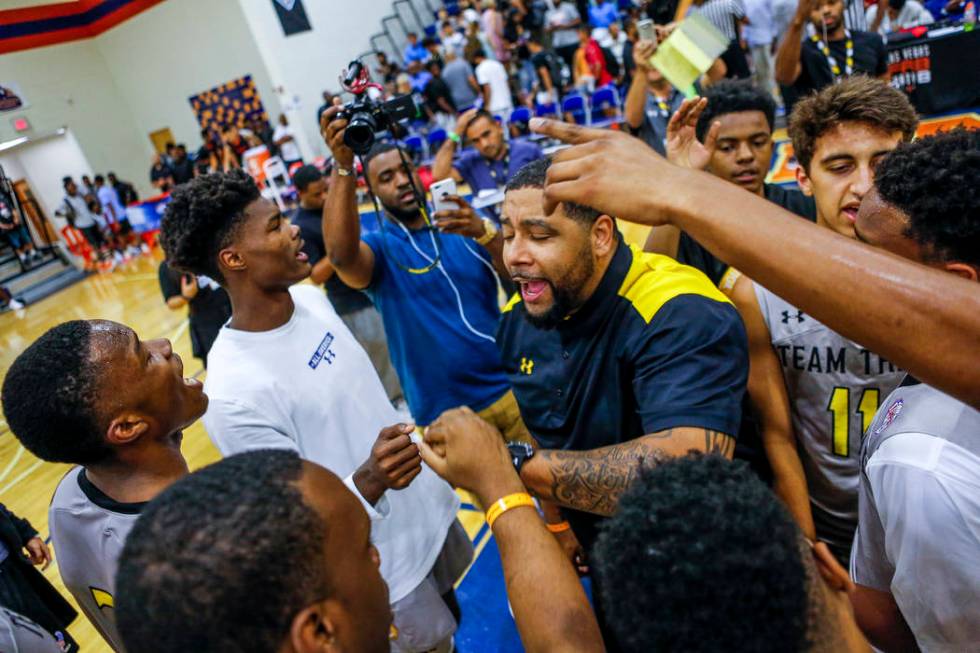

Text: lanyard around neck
xmin=485 ymin=147 xmax=511 ymax=188
xmin=811 ymin=29 xmax=853 ymax=79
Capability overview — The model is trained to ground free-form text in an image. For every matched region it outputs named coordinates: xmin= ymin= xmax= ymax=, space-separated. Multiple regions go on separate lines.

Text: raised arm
xmin=529 ymin=120 xmax=980 ymax=408
xmin=320 ymin=105 xmax=377 ymax=290
xmin=421 ymin=408 xmax=605 ymax=653
xmin=624 ymin=40 xmax=656 ymax=131
xmin=775 ymin=0 xmax=810 ymax=85
xmin=726 ymin=272 xmax=817 ymax=540
xmin=433 ymin=109 xmax=475 ymax=183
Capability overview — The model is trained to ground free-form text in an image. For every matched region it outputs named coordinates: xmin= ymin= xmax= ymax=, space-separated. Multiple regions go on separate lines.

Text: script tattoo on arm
xmin=530 ymin=428 xmax=735 ymax=516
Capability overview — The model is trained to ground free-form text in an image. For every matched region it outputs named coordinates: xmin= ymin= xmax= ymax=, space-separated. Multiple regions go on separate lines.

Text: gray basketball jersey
xmin=0 ymin=607 xmax=63 ymax=653
xmin=755 ymin=284 xmax=905 ymax=557
xmin=852 ymin=380 xmax=980 ymax=649
xmin=48 ymin=467 xmax=141 ymax=652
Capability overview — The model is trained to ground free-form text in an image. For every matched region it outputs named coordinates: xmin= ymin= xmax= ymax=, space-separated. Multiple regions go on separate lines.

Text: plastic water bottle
xmin=965 ymin=1 xmax=976 ymax=31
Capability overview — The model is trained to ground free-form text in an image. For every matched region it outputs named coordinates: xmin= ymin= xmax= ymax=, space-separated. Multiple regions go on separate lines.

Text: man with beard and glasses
xmin=487 ymin=155 xmax=748 ymax=649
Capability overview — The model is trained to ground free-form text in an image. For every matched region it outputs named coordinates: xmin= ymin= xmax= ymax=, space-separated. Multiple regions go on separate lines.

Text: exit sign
xmin=11 ymin=117 xmax=30 ymax=132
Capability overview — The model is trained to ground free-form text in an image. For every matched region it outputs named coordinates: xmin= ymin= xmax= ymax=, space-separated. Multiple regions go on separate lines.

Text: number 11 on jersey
xmin=827 ymin=387 xmax=880 ymax=457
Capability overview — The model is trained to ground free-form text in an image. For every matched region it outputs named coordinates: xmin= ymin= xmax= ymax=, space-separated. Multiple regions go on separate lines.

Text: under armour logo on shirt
xmin=520 ymin=357 xmax=534 ymax=375
xmin=308 ymin=332 xmax=337 ymax=369
xmin=782 ymin=310 xmax=805 ymax=324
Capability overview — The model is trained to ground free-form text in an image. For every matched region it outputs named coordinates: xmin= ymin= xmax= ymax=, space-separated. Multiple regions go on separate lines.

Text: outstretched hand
xmin=528 ymin=117 xmax=688 ymax=226
xmin=666 ymin=97 xmax=720 ymax=171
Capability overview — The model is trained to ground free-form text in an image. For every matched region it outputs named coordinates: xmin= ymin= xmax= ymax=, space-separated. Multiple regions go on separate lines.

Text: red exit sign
xmin=11 ymin=117 xmax=30 ymax=132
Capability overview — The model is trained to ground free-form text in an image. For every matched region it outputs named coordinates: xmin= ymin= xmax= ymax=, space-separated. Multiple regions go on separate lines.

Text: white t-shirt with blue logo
xmin=203 ymin=284 xmax=459 ymax=603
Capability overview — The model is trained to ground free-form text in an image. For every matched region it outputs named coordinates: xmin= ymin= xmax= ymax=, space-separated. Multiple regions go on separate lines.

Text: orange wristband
xmin=485 ymin=492 xmax=536 ymax=530
xmin=546 ymin=521 xmax=572 ymax=533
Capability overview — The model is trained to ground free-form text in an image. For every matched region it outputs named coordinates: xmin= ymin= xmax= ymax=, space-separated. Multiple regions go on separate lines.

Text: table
xmin=887 ymin=25 xmax=980 ymax=115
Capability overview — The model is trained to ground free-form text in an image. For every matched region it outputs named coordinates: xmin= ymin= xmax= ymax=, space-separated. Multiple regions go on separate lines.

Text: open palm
xmin=666 ymin=97 xmax=720 ymax=171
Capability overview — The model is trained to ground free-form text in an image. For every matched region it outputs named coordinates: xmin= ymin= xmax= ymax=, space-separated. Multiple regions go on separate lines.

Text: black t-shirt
xmin=114 ymin=181 xmax=138 ymax=205
xmin=531 ymin=50 xmax=563 ymax=89
xmin=157 ymin=261 xmax=232 ymax=361
xmin=424 ymin=76 xmax=456 ymax=114
xmin=794 ymin=30 xmax=888 ymax=98
xmin=290 ymin=206 xmax=373 ymax=315
xmin=676 ymin=184 xmax=817 ymax=286
xmin=171 ymin=158 xmax=194 ymax=185
xmin=150 ymin=163 xmax=174 ymax=183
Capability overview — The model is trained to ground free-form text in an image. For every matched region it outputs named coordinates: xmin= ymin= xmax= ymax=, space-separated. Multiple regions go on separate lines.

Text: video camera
xmin=335 ymin=59 xmax=420 ymax=155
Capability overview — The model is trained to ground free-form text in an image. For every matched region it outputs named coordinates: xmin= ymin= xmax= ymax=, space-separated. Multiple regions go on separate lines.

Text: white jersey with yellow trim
xmin=753 ymin=282 xmax=905 ymax=560
xmin=48 ymin=466 xmax=140 ymax=651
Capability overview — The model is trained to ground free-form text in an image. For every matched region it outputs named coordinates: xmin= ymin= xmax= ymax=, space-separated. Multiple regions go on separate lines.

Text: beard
xmin=382 ymin=201 xmax=421 ymax=224
xmin=522 ymin=248 xmax=595 ymax=330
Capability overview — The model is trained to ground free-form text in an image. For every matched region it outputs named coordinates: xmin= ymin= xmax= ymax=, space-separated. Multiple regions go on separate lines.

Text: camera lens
xmin=344 ymin=111 xmax=378 ymax=154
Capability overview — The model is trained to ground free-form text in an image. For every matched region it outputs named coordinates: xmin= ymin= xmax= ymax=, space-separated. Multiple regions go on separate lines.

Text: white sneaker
xmin=8 ymin=299 xmax=24 ymax=310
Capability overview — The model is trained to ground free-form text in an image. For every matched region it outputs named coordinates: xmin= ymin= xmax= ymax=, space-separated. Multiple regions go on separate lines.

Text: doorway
xmin=12 ymin=179 xmax=55 ymax=244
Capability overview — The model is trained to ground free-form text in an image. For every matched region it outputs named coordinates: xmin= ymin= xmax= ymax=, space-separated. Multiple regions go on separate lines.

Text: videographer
xmin=320 ymin=103 xmax=531 ymax=441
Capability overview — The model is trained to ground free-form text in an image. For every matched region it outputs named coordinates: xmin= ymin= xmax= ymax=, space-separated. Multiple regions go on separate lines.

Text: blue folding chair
xmin=510 ymin=106 xmax=532 ymax=126
xmin=534 ymin=101 xmax=559 ymax=119
xmin=590 ymin=85 xmax=622 ymax=127
xmin=561 ymin=94 xmax=589 ymax=125
xmin=403 ymin=134 xmax=426 ymax=162
xmin=508 ymin=106 xmax=532 ymax=136
xmin=427 ymin=127 xmax=447 ymax=152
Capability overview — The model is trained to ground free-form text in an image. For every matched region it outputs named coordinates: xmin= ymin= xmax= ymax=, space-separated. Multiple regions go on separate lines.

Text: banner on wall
xmin=189 ymin=75 xmax=269 ymax=136
xmin=0 ymin=83 xmax=27 ymax=112
xmin=272 ymin=0 xmax=312 ymax=36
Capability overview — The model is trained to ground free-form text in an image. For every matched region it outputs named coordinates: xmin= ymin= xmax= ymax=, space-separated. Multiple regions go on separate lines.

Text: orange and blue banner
xmin=0 ymin=0 xmax=165 ymax=55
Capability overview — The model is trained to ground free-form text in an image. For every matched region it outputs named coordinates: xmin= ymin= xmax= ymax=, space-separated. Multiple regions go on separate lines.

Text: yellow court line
xmin=0 ymin=444 xmax=25 ymax=484
xmin=0 ymin=460 xmax=42 ymax=496
xmin=455 ymin=525 xmax=494 ymax=589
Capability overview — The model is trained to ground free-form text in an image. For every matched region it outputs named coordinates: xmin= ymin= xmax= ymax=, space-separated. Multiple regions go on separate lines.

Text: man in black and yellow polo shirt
xmin=483 ymin=156 xmax=747 ymax=644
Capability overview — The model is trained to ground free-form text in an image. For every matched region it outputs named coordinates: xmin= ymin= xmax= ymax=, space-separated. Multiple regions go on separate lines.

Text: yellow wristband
xmin=546 ymin=521 xmax=571 ymax=533
xmin=485 ymin=493 xmax=536 ymax=530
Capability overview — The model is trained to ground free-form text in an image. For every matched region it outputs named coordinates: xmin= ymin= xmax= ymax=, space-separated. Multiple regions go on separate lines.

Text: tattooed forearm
xmin=527 ymin=428 xmax=735 ymax=516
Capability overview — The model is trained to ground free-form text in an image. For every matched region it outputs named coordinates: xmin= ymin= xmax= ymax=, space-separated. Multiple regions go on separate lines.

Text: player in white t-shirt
xmin=159 ymin=170 xmax=466 ymax=653
xmin=272 ymin=113 xmax=303 ymax=166
xmin=472 ymin=48 xmax=514 ymax=116
xmin=847 ymin=128 xmax=980 ymax=653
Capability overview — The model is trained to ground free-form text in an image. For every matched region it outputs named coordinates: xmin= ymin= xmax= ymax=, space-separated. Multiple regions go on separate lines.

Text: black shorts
xmin=79 ymin=225 xmax=105 ymax=248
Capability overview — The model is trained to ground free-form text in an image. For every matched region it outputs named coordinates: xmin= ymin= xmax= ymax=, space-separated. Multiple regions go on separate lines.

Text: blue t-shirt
xmin=589 ymin=1 xmax=620 ymax=27
xmin=404 ymin=43 xmax=430 ymax=64
xmin=363 ymin=223 xmax=511 ymax=425
xmin=409 ymin=70 xmax=433 ymax=93
xmin=454 ymin=138 xmax=544 ymax=195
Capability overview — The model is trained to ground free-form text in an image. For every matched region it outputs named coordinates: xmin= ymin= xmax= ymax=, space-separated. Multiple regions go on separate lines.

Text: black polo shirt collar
xmin=557 ymin=232 xmax=630 ymax=337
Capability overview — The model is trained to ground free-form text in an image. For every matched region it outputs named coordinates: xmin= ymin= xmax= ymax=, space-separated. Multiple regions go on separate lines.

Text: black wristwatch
xmin=507 ymin=442 xmax=535 ymax=475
